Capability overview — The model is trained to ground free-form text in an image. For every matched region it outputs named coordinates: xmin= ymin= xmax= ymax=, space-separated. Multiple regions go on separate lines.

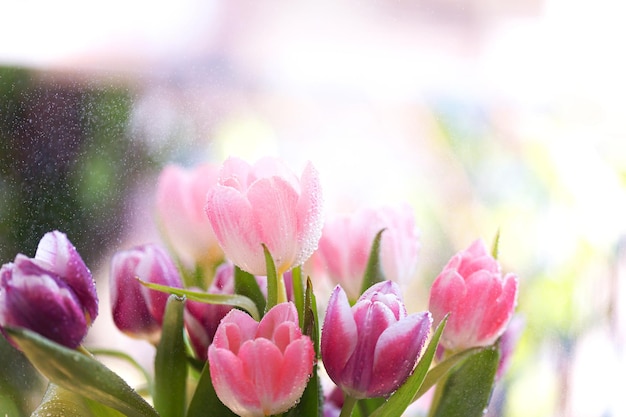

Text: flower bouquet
xmin=0 ymin=156 xmax=519 ymax=417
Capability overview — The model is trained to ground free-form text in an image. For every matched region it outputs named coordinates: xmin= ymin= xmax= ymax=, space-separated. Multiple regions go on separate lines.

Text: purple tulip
xmin=321 ymin=281 xmax=432 ymax=399
xmin=109 ymin=243 xmax=182 ymax=343
xmin=0 ymin=231 xmax=97 ymax=349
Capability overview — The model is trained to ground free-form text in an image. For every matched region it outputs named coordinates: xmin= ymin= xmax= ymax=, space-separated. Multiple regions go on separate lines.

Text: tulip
xmin=317 ymin=203 xmax=419 ymax=300
xmin=156 ymin=163 xmax=224 ymax=271
xmin=321 ymin=281 xmax=432 ymax=399
xmin=205 ymin=157 xmax=323 ymax=277
xmin=184 ymin=262 xmax=235 ymax=361
xmin=428 ymin=239 xmax=518 ymax=352
xmin=110 ymin=244 xmax=182 ymax=343
xmin=208 ymin=302 xmax=314 ymax=417
xmin=0 ymin=231 xmax=97 ymax=349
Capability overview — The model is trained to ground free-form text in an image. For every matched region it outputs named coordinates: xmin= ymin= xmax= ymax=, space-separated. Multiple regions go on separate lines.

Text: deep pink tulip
xmin=184 ymin=262 xmax=235 ymax=361
xmin=110 ymin=244 xmax=182 ymax=343
xmin=428 ymin=239 xmax=518 ymax=352
xmin=0 ymin=231 xmax=97 ymax=348
xmin=317 ymin=204 xmax=419 ymax=300
xmin=205 ymin=157 xmax=323 ymax=276
xmin=321 ymin=281 xmax=432 ymax=399
xmin=209 ymin=302 xmax=314 ymax=417
xmin=156 ymin=163 xmax=223 ymax=268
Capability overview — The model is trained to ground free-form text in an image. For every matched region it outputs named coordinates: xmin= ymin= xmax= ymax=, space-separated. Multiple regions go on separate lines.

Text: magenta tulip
xmin=0 ymin=231 xmax=97 ymax=348
xmin=205 ymin=156 xmax=323 ymax=276
xmin=321 ymin=281 xmax=432 ymax=399
xmin=317 ymin=203 xmax=419 ymax=300
xmin=156 ymin=163 xmax=223 ymax=269
xmin=428 ymin=239 xmax=518 ymax=352
xmin=208 ymin=302 xmax=314 ymax=417
xmin=110 ymin=243 xmax=182 ymax=343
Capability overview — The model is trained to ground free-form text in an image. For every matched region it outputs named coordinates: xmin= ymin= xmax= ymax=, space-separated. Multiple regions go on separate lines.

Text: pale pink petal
xmin=294 ymin=162 xmax=324 ymax=267
xmin=209 ymin=346 xmax=262 ymax=417
xmin=256 ymin=302 xmax=298 ymax=340
xmin=275 ymin=337 xmax=315 ymax=410
xmin=246 ymin=176 xmax=299 ymax=273
xmin=238 ymin=338 xmax=283 ymax=415
xmin=206 ymin=185 xmax=266 ymax=274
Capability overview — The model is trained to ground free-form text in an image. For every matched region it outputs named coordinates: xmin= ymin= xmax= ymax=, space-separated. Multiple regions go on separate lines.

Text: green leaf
xmin=263 ymin=244 xmax=280 ymax=313
xmin=5 ymin=327 xmax=159 ymax=417
xmin=234 ymin=265 xmax=266 ymax=317
xmin=139 ymin=279 xmax=260 ymax=321
xmin=291 ymin=266 xmax=305 ymax=328
xmin=359 ymin=229 xmax=386 ymax=297
xmin=412 ymin=347 xmax=481 ymax=401
xmin=428 ymin=346 xmax=500 ymax=417
xmin=32 ymin=383 xmax=126 ymax=417
xmin=154 ymin=295 xmax=188 ymax=417
xmin=369 ymin=315 xmax=447 ymax=417
xmin=187 ymin=363 xmax=238 ymax=417
xmin=90 ymin=348 xmax=153 ymax=395
xmin=285 ymin=278 xmax=321 ymax=417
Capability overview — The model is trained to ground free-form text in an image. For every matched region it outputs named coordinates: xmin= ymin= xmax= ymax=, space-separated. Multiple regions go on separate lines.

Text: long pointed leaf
xmin=412 ymin=347 xmax=481 ymax=401
xmin=186 ymin=363 xmax=237 ymax=417
xmin=5 ymin=327 xmax=159 ymax=417
xmin=154 ymin=295 xmax=187 ymax=417
xmin=139 ymin=279 xmax=260 ymax=321
xmin=285 ymin=277 xmax=321 ymax=417
xmin=234 ymin=266 xmax=266 ymax=317
xmin=359 ymin=229 xmax=386 ymax=297
xmin=369 ymin=316 xmax=448 ymax=417
xmin=428 ymin=346 xmax=500 ymax=417
xmin=263 ymin=244 xmax=280 ymax=312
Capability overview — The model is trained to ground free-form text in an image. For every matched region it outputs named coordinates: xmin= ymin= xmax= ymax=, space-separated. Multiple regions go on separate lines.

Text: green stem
xmin=339 ymin=395 xmax=358 ymax=417
xmin=277 ymin=272 xmax=287 ymax=304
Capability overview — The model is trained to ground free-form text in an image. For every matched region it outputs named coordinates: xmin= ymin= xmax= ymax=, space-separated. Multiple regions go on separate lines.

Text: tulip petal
xmin=370 ymin=312 xmax=432 ymax=397
xmin=276 ymin=337 xmax=315 ymax=410
xmin=35 ymin=231 xmax=98 ymax=323
xmin=207 ymin=185 xmax=265 ymax=274
xmin=294 ymin=162 xmax=324 ymax=267
xmin=209 ymin=346 xmax=261 ymax=417
xmin=256 ymin=302 xmax=298 ymax=341
xmin=321 ymin=286 xmax=358 ymax=382
xmin=247 ymin=176 xmax=299 ymax=273
xmin=238 ymin=338 xmax=284 ymax=415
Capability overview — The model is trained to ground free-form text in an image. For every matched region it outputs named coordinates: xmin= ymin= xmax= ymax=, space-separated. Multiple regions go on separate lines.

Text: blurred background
xmin=1 ymin=1 xmax=626 ymax=416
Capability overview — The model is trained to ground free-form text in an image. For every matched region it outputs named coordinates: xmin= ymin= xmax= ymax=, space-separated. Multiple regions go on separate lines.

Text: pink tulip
xmin=209 ymin=302 xmax=314 ymax=417
xmin=205 ymin=156 xmax=323 ymax=277
xmin=428 ymin=239 xmax=518 ymax=352
xmin=110 ymin=244 xmax=182 ymax=343
xmin=156 ymin=163 xmax=223 ymax=269
xmin=317 ymin=204 xmax=419 ymax=300
xmin=0 ymin=231 xmax=97 ymax=348
xmin=321 ymin=281 xmax=432 ymax=399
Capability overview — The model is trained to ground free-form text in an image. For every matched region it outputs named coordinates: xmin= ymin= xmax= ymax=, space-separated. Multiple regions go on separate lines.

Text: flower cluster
xmin=0 ymin=156 xmax=520 ymax=417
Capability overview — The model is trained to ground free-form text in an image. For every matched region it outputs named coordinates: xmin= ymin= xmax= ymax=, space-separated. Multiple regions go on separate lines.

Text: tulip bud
xmin=321 ymin=281 xmax=432 ymax=399
xmin=0 ymin=231 xmax=97 ymax=349
xmin=205 ymin=156 xmax=323 ymax=276
xmin=317 ymin=203 xmax=419 ymax=300
xmin=184 ymin=262 xmax=235 ymax=361
xmin=428 ymin=239 xmax=518 ymax=352
xmin=156 ymin=163 xmax=224 ymax=271
xmin=110 ymin=244 xmax=182 ymax=343
xmin=208 ymin=302 xmax=314 ymax=417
